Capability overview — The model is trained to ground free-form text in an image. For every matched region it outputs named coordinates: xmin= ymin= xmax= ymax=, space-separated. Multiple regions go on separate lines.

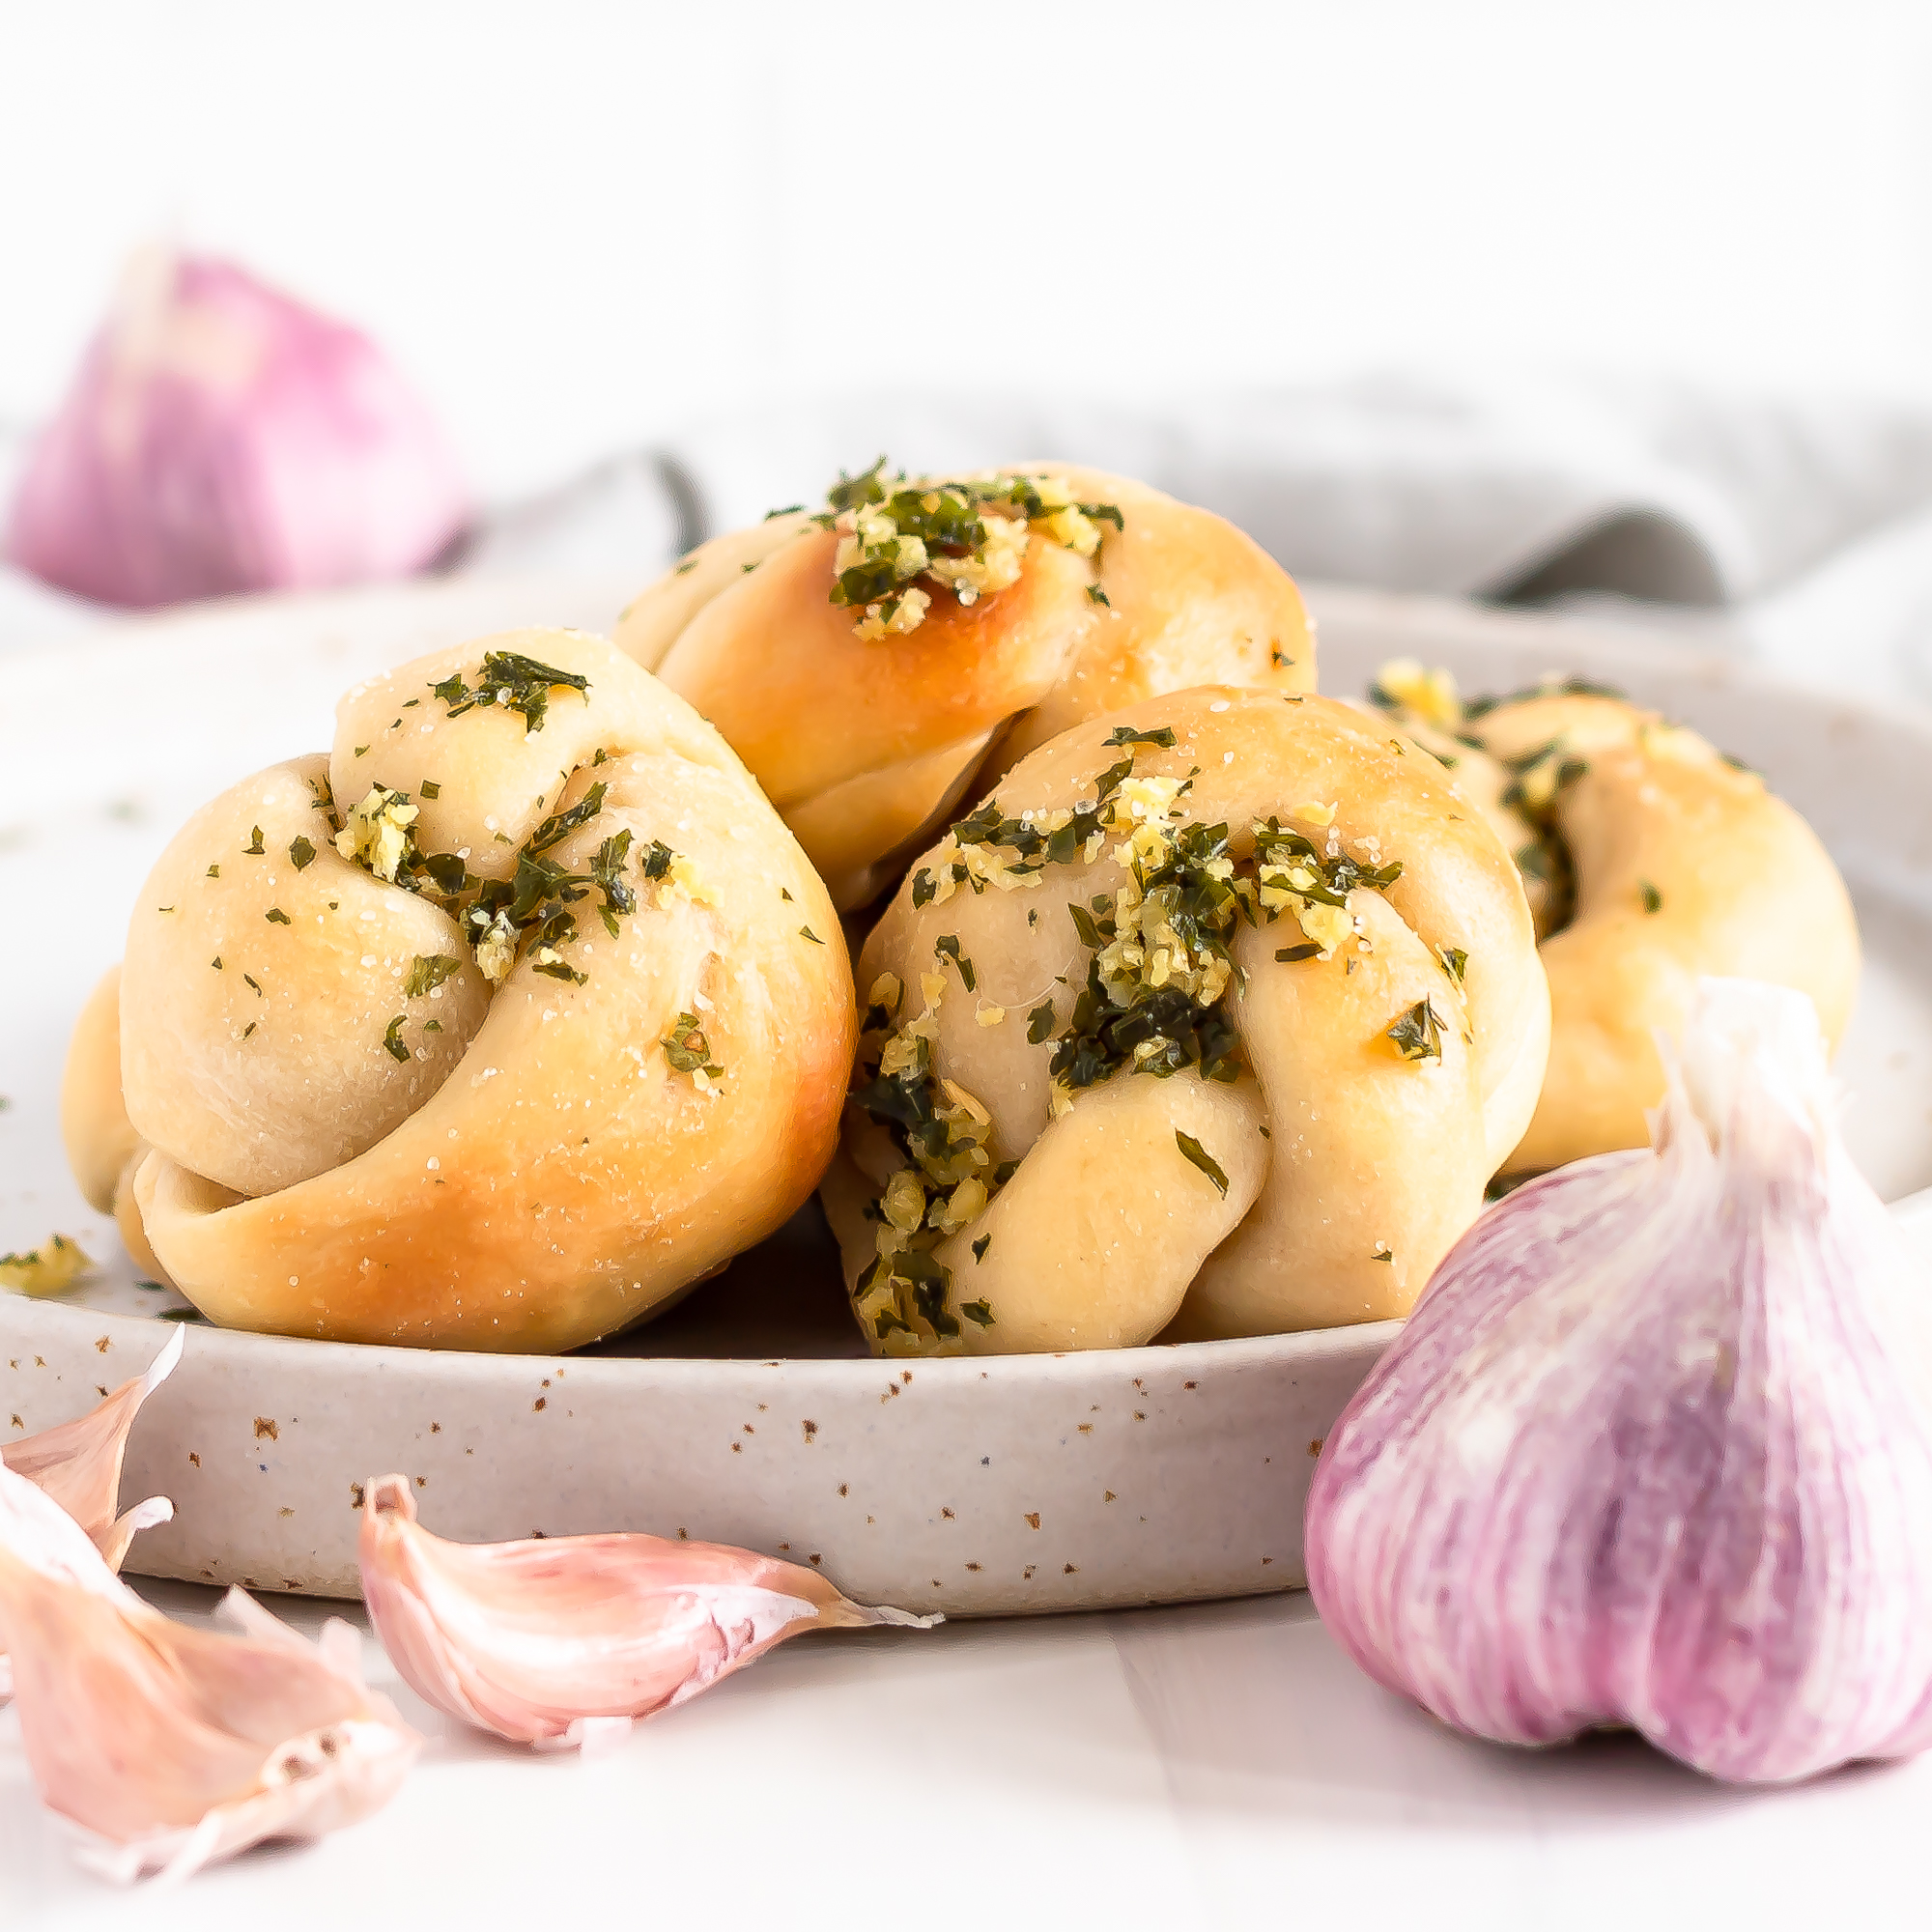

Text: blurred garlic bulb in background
xmin=1306 ymin=978 xmax=1932 ymax=1784
xmin=359 ymin=1475 xmax=936 ymax=1750
xmin=5 ymin=250 xmax=467 ymax=608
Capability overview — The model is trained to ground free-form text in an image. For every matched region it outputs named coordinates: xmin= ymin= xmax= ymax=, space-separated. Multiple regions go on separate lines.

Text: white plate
xmin=3 ymin=577 xmax=1930 ymax=1612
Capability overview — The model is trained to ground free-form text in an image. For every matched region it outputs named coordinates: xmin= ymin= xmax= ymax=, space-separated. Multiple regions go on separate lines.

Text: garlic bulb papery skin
xmin=1 ymin=1324 xmax=181 ymax=1570
xmin=359 ymin=1474 xmax=939 ymax=1750
xmin=0 ymin=1462 xmax=419 ymax=1886
xmin=1305 ymin=976 xmax=1932 ymax=1785
xmin=6 ymin=250 xmax=467 ymax=608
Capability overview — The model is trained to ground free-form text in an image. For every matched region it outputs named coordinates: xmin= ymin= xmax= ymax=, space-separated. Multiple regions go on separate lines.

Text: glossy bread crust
xmin=65 ymin=629 xmax=855 ymax=1351
xmin=827 ymin=686 xmax=1548 ymax=1354
xmin=613 ymin=467 xmax=1317 ymax=909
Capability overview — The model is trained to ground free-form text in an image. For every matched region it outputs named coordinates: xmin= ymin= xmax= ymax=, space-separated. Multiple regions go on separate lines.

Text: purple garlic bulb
xmin=6 ymin=250 xmax=467 ymax=609
xmin=1305 ymin=977 xmax=1932 ymax=1784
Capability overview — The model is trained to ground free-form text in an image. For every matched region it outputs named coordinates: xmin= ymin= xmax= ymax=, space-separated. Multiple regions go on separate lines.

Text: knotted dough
xmin=1370 ymin=665 xmax=1860 ymax=1173
xmin=822 ymin=686 xmax=1549 ymax=1354
xmin=63 ymin=629 xmax=854 ymax=1351
xmin=614 ymin=464 xmax=1316 ymax=909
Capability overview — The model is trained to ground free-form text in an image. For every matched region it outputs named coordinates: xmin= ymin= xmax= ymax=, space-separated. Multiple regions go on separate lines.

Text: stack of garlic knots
xmin=1371 ymin=665 xmax=1861 ymax=1173
xmin=61 ymin=629 xmax=853 ymax=1350
xmin=822 ymin=688 xmax=1549 ymax=1356
xmin=613 ymin=462 xmax=1315 ymax=908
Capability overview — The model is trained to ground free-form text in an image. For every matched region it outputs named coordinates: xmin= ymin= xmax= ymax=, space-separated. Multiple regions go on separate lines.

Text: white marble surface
xmin=4 ymin=1577 xmax=1929 ymax=1930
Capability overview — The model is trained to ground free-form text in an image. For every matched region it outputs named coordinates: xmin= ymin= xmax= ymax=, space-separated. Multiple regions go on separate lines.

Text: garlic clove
xmin=5 ymin=249 xmax=467 ymax=609
xmin=0 ymin=1463 xmax=419 ymax=1886
xmin=1 ymin=1325 xmax=181 ymax=1569
xmin=357 ymin=1474 xmax=938 ymax=1748
xmin=1306 ymin=977 xmax=1932 ymax=1785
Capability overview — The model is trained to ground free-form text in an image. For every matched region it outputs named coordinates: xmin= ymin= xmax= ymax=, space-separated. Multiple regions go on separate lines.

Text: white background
xmin=6 ymin=1 xmax=1932 ymax=498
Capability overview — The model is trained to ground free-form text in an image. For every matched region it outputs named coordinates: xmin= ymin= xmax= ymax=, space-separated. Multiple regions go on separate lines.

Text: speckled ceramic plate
xmin=4 ymin=576 xmax=1932 ymax=1613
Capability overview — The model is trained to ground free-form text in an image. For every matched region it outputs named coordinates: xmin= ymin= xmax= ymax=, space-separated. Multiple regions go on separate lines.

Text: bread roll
xmin=824 ymin=686 xmax=1548 ymax=1354
xmin=1369 ymin=662 xmax=1861 ymax=1172
xmin=614 ymin=463 xmax=1316 ymax=908
xmin=63 ymin=629 xmax=855 ymax=1350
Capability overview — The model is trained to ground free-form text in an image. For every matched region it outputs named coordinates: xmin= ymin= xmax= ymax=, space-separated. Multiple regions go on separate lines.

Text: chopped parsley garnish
xmin=933 ymin=934 xmax=975 ymax=991
xmin=1438 ymin=946 xmax=1468 ymax=985
xmin=288 ymin=837 xmax=317 ymax=870
xmin=383 ymin=1016 xmax=410 ymax=1062
xmin=211 ymin=956 xmax=222 ymax=971
xmin=663 ymin=1012 xmax=724 ymax=1082
xmin=972 ymin=1235 xmax=991 ymax=1264
xmin=431 ymin=652 xmax=590 ymax=735
xmin=1175 ymin=1130 xmax=1230 ymax=1197
xmin=1275 ymin=942 xmax=1320 ymax=963
xmin=528 ymin=782 xmax=608 ymax=855
xmin=243 ymin=827 xmax=265 ymax=855
xmin=1087 ymin=584 xmax=1111 ymax=606
xmin=801 ymin=925 xmax=824 ymax=944
xmin=206 ymin=864 xmax=219 ymax=878
xmin=1104 ymin=725 xmax=1177 ymax=749
xmin=816 ymin=459 xmax=1122 ymax=639
xmin=404 ymin=954 xmax=464 ymax=999
xmin=961 ymin=1299 xmax=994 ymax=1325
xmin=419 ymin=780 xmax=441 ymax=800
xmin=1385 ymin=999 xmax=1444 ymax=1063
xmin=1026 ymin=1001 xmax=1057 ymax=1044
xmin=1640 ymin=880 xmax=1663 ymax=914
xmin=265 ymin=907 xmax=291 ymax=924
xmin=242 ymin=1022 xmax=257 ymax=1039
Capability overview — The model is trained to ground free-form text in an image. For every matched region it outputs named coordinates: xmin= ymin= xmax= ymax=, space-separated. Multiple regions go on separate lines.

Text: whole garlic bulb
xmin=6 ymin=250 xmax=467 ymax=608
xmin=1305 ymin=977 xmax=1932 ymax=1784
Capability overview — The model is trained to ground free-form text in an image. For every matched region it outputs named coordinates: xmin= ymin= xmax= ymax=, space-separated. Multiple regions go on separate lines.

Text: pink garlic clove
xmin=0 ymin=1461 xmax=419 ymax=1886
xmin=2 ymin=1324 xmax=181 ymax=1569
xmin=358 ymin=1474 xmax=938 ymax=1749
xmin=1306 ymin=977 xmax=1932 ymax=1785
xmin=6 ymin=249 xmax=468 ymax=609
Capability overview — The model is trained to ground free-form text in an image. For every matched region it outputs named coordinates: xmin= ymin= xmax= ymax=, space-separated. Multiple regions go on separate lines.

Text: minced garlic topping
xmin=335 ymin=785 xmax=420 ymax=884
xmin=816 ymin=460 xmax=1122 ymax=640
xmin=1373 ymin=657 xmax=1463 ymax=730
xmin=0 ymin=1234 xmax=93 ymax=1298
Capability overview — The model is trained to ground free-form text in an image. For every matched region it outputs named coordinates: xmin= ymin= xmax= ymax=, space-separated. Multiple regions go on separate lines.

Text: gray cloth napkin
xmin=17 ymin=376 xmax=1932 ymax=698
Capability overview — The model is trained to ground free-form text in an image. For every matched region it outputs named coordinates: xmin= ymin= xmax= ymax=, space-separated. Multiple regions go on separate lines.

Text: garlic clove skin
xmin=358 ymin=1474 xmax=938 ymax=1749
xmin=0 ymin=1462 xmax=420 ymax=1886
xmin=6 ymin=250 xmax=467 ymax=609
xmin=1 ymin=1324 xmax=181 ymax=1569
xmin=1305 ymin=977 xmax=1932 ymax=1785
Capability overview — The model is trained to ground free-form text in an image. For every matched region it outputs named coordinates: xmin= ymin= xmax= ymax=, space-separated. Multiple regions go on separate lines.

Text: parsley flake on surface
xmin=383 ymin=1016 xmax=410 ymax=1062
xmin=288 ymin=837 xmax=317 ymax=870
xmin=419 ymin=780 xmax=440 ymax=800
xmin=663 ymin=1012 xmax=724 ymax=1082
xmin=1385 ymin=998 xmax=1444 ymax=1063
xmin=933 ymin=934 xmax=976 ymax=991
xmin=1104 ymin=725 xmax=1178 ymax=749
xmin=265 ymin=907 xmax=291 ymax=925
xmin=404 ymin=954 xmax=464 ymax=999
xmin=1640 ymin=880 xmax=1663 ymax=914
xmin=243 ymin=827 xmax=265 ymax=855
xmin=1438 ymin=945 xmax=1468 ymax=985
xmin=1175 ymin=1131 xmax=1230 ymax=1197
xmin=800 ymin=925 xmax=824 ymax=944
